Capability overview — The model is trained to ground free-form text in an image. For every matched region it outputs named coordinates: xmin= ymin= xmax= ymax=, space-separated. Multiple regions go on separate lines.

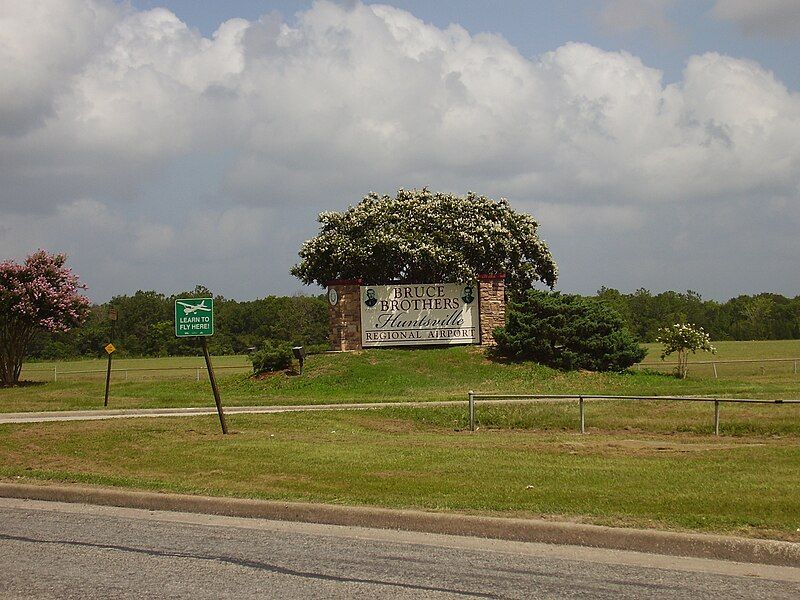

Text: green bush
xmin=305 ymin=343 xmax=330 ymax=355
xmin=250 ymin=341 xmax=294 ymax=374
xmin=494 ymin=291 xmax=646 ymax=371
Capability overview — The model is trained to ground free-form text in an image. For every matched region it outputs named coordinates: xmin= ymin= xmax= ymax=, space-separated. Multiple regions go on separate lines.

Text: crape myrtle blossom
xmin=291 ymin=188 xmax=557 ymax=294
xmin=0 ymin=250 xmax=90 ymax=385
xmin=657 ymin=323 xmax=716 ymax=379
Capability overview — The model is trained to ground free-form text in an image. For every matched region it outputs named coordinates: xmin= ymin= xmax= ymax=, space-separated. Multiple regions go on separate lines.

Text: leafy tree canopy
xmin=291 ymin=188 xmax=557 ymax=293
xmin=494 ymin=291 xmax=646 ymax=372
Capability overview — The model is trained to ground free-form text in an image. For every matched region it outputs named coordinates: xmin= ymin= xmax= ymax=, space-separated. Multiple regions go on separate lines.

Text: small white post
xmin=794 ymin=360 xmax=797 ymax=375
xmin=196 ymin=367 xmax=200 ymax=382
xmin=714 ymin=400 xmax=720 ymax=436
xmin=54 ymin=366 xmax=57 ymax=382
xmin=468 ymin=391 xmax=475 ymax=432
xmin=579 ymin=396 xmax=585 ymax=434
xmin=712 ymin=362 xmax=718 ymax=379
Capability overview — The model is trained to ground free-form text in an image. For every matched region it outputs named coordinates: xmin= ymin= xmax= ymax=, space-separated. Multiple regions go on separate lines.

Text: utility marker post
xmin=175 ymin=297 xmax=227 ymax=434
xmin=103 ymin=343 xmax=115 ymax=407
xmin=468 ymin=390 xmax=475 ymax=431
xmin=104 ymin=308 xmax=118 ymax=407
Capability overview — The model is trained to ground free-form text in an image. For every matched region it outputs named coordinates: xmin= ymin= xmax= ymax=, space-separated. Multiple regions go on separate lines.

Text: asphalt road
xmin=1 ymin=498 xmax=798 ymax=599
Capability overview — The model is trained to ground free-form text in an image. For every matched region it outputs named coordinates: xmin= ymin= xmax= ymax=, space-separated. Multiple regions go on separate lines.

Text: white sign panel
xmin=361 ymin=283 xmax=479 ymax=347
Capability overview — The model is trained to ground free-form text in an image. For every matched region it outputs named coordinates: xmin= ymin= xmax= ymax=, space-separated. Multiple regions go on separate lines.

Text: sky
xmin=1 ymin=1 xmax=800 ymax=302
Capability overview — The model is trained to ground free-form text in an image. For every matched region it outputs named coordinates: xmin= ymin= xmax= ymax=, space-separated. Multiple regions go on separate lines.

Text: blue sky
xmin=2 ymin=1 xmax=800 ymax=301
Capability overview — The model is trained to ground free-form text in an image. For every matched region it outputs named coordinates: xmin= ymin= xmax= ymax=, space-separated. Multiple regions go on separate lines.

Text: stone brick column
xmin=326 ymin=279 xmax=363 ymax=351
xmin=478 ymin=274 xmax=506 ymax=346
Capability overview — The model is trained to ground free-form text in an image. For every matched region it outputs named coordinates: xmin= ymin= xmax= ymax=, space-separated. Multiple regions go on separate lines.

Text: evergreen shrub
xmin=494 ymin=291 xmax=646 ymax=371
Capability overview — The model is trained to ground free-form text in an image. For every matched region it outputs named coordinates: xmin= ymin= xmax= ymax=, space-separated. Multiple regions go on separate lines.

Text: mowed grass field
xmin=2 ymin=340 xmax=799 ymax=540
xmin=4 ymin=341 xmax=800 ymax=413
xmin=1 ymin=408 xmax=798 ymax=540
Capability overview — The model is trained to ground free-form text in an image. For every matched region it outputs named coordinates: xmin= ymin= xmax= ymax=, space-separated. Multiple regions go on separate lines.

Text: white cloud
xmin=0 ymin=0 xmax=118 ymax=135
xmin=0 ymin=1 xmax=799 ymax=299
xmin=712 ymin=0 xmax=800 ymax=37
xmin=4 ymin=0 xmax=800 ymax=209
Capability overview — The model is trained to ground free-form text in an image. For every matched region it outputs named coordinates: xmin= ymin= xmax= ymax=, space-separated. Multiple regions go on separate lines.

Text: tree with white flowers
xmin=291 ymin=188 xmax=557 ymax=294
xmin=657 ymin=323 xmax=716 ymax=379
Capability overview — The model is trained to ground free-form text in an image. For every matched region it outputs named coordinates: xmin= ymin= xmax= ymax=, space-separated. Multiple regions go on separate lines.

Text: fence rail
xmin=22 ymin=364 xmax=251 ymax=382
xmin=466 ymin=392 xmax=800 ymax=435
xmin=636 ymin=357 xmax=799 ymax=378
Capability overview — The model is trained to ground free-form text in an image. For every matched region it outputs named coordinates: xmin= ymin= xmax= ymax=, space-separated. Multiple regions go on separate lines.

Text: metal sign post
xmin=201 ymin=336 xmax=227 ymax=434
xmin=103 ymin=343 xmax=115 ymax=407
xmin=103 ymin=308 xmax=118 ymax=407
xmin=175 ymin=298 xmax=227 ymax=434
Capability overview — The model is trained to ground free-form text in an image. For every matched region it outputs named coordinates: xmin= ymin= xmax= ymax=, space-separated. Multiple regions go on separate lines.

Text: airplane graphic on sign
xmin=176 ymin=299 xmax=211 ymax=315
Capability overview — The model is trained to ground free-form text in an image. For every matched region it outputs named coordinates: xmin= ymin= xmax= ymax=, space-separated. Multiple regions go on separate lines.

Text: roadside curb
xmin=1 ymin=481 xmax=798 ymax=567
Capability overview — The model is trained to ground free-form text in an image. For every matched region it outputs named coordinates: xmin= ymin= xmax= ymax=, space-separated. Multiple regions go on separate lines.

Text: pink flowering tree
xmin=0 ymin=251 xmax=90 ymax=385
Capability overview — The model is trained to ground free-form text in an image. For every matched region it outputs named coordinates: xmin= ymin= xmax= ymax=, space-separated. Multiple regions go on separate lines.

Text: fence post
xmin=714 ymin=400 xmax=720 ymax=436
xmin=54 ymin=366 xmax=57 ymax=382
xmin=468 ymin=390 xmax=475 ymax=432
xmin=579 ymin=396 xmax=585 ymax=434
xmin=712 ymin=362 xmax=718 ymax=379
xmin=196 ymin=368 xmax=200 ymax=382
xmin=794 ymin=360 xmax=797 ymax=375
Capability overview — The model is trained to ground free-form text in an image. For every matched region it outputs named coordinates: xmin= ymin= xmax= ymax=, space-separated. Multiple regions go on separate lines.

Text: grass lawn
xmin=2 ymin=406 xmax=798 ymax=540
xmin=4 ymin=342 xmax=799 ymax=540
xmin=3 ymin=344 xmax=800 ymax=413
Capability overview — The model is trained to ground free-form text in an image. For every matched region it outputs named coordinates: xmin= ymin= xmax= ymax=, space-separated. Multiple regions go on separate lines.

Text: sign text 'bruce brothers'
xmin=360 ymin=283 xmax=478 ymax=347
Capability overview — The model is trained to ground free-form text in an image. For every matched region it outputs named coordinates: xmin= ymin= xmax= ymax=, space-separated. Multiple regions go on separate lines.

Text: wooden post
xmin=202 ymin=337 xmax=228 ymax=434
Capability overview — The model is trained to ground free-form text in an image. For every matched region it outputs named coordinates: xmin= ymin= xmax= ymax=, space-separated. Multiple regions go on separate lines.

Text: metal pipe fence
xmin=466 ymin=392 xmax=800 ymax=436
xmin=21 ymin=364 xmax=252 ymax=382
xmin=636 ymin=357 xmax=800 ymax=378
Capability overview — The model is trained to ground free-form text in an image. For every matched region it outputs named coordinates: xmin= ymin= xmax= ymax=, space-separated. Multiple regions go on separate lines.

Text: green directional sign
xmin=175 ymin=298 xmax=214 ymax=337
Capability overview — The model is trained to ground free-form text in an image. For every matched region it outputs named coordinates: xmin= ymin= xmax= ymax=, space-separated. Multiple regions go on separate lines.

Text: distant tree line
xmin=27 ymin=286 xmax=329 ymax=360
xmin=25 ymin=286 xmax=800 ymax=360
xmin=596 ymin=288 xmax=800 ymax=342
